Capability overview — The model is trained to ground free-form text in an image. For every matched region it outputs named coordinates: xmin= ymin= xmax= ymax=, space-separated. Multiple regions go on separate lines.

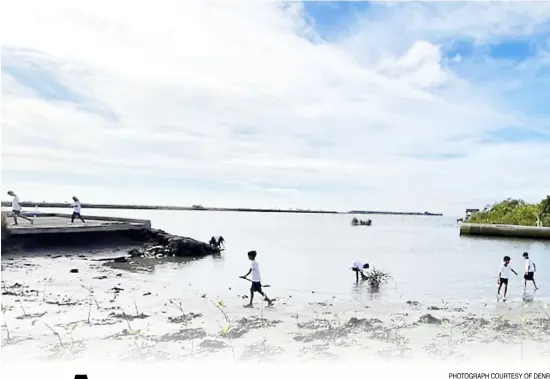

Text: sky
xmin=1 ymin=0 xmax=550 ymax=216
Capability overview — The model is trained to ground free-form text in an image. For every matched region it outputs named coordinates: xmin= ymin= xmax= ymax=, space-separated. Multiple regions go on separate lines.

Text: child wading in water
xmin=240 ymin=250 xmax=274 ymax=308
xmin=497 ymin=256 xmax=517 ymax=302
xmin=522 ymin=252 xmax=538 ymax=292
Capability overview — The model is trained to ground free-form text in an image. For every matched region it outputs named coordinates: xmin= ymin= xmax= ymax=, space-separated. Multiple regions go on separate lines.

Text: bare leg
xmin=78 ymin=214 xmax=85 ymax=223
xmin=497 ymin=282 xmax=503 ymax=296
xmin=18 ymin=214 xmax=33 ymax=224
xmin=13 ymin=214 xmax=18 ymax=225
xmin=503 ymin=283 xmax=508 ymax=298
xmin=247 ymin=289 xmax=254 ymax=307
xmin=533 ymin=279 xmax=538 ymax=290
xmin=258 ymin=289 xmax=273 ymax=305
xmin=355 ymin=270 xmax=359 ymax=283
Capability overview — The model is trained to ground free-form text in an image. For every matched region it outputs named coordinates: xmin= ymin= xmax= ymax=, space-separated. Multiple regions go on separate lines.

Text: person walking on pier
xmin=71 ymin=196 xmax=85 ymax=223
xmin=7 ymin=191 xmax=34 ymax=225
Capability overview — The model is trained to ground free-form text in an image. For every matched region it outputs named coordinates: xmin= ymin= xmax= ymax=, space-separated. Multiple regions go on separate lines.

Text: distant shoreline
xmin=0 ymin=201 xmax=443 ymax=216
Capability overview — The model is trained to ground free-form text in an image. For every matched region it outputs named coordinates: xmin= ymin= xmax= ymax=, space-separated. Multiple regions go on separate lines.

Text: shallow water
xmin=12 ymin=208 xmax=550 ymax=305
xmin=2 ymin=209 xmax=550 ymax=363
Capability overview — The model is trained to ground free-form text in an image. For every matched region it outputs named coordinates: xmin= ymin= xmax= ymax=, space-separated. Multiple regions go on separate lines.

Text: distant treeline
xmin=349 ymin=210 xmax=443 ymax=216
xmin=0 ymin=202 xmax=341 ymax=214
xmin=1 ymin=201 xmax=444 ymax=216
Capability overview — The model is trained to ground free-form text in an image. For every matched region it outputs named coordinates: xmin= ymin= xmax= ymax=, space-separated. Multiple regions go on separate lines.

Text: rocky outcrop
xmin=133 ymin=229 xmax=221 ymax=258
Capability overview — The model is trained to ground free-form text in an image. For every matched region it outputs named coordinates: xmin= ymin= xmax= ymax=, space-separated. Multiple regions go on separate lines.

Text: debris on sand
xmin=109 ymin=312 xmax=149 ymax=321
xmin=168 ymin=312 xmax=203 ymax=324
xmin=69 ymin=269 xmax=79 ymax=273
xmin=199 ymin=339 xmax=228 ymax=351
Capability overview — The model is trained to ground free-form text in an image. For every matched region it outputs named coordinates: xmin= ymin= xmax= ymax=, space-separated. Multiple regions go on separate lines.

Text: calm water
xmin=22 ymin=208 xmax=550 ymax=306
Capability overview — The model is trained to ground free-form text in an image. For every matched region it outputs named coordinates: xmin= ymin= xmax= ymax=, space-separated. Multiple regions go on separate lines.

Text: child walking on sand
xmin=497 ymin=256 xmax=517 ymax=302
xmin=240 ymin=250 xmax=274 ymax=308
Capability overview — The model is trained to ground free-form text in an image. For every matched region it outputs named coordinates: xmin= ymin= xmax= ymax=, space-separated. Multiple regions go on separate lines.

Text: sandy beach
xmin=2 ymin=248 xmax=550 ymax=364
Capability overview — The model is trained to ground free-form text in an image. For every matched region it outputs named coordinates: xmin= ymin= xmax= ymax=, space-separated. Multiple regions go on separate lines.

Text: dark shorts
xmin=499 ymin=278 xmax=509 ymax=285
xmin=352 ymin=267 xmax=360 ymax=272
xmin=13 ymin=210 xmax=21 ymax=216
xmin=250 ymin=281 xmax=263 ymax=293
xmin=524 ymin=272 xmax=535 ymax=281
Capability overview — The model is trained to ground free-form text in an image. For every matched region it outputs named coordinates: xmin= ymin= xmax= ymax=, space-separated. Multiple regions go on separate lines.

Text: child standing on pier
xmin=497 ymin=256 xmax=517 ymax=302
xmin=71 ymin=196 xmax=85 ymax=223
xmin=240 ymin=250 xmax=274 ymax=308
xmin=7 ymin=191 xmax=33 ymax=225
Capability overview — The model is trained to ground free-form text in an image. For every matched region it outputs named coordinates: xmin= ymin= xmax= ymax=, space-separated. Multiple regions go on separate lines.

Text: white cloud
xmin=1 ymin=0 xmax=550 ymax=214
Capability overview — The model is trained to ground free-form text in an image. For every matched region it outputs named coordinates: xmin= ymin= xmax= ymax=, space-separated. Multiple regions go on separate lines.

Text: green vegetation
xmin=468 ymin=196 xmax=550 ymax=226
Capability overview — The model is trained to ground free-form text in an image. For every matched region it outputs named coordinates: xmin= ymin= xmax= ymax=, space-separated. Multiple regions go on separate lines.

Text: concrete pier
xmin=460 ymin=222 xmax=550 ymax=240
xmin=3 ymin=213 xmax=151 ymax=235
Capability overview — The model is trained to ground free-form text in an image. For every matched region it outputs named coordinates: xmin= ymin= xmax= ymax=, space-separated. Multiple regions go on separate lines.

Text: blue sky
xmin=2 ymin=1 xmax=550 ymax=214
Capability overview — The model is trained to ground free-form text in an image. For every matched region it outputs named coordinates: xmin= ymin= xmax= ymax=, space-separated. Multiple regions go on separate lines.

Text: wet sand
xmin=2 ymin=250 xmax=550 ymax=364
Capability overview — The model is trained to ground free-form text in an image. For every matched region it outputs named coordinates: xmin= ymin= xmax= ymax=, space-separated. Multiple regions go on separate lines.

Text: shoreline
xmin=1 ymin=202 xmax=444 ymax=217
xmin=2 ymin=252 xmax=549 ymax=363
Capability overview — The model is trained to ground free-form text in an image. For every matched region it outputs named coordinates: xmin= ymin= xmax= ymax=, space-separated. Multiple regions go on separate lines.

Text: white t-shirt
xmin=250 ymin=261 xmax=261 ymax=282
xmin=499 ymin=264 xmax=512 ymax=279
xmin=350 ymin=260 xmax=364 ymax=271
xmin=73 ymin=201 xmax=81 ymax=213
xmin=525 ymin=258 xmax=535 ymax=273
xmin=12 ymin=195 xmax=21 ymax=211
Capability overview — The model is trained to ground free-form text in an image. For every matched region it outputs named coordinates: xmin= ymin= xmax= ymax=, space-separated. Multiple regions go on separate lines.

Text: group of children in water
xmin=238 ymin=251 xmax=539 ymax=307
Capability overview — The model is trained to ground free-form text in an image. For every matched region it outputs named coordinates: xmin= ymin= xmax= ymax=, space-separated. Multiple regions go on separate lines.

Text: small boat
xmin=351 ymin=217 xmax=372 ymax=226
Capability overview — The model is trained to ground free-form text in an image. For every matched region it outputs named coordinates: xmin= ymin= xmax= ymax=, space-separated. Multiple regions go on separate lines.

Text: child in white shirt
xmin=240 ymin=250 xmax=273 ymax=308
xmin=497 ymin=255 xmax=517 ymax=301
xmin=7 ymin=191 xmax=33 ymax=225
xmin=71 ymin=196 xmax=85 ymax=223
xmin=350 ymin=260 xmax=370 ymax=282
xmin=522 ymin=252 xmax=538 ymax=291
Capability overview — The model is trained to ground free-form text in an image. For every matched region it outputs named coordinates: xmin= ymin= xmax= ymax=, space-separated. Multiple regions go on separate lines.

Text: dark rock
xmin=140 ymin=229 xmax=220 ymax=257
xmin=70 ymin=269 xmax=79 ymax=273
xmin=406 ymin=300 xmax=420 ymax=306
xmin=113 ymin=257 xmax=128 ymax=263
xmin=419 ymin=314 xmax=442 ymax=324
xmin=94 ymin=276 xmax=108 ymax=280
xmin=143 ymin=292 xmax=152 ymax=296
